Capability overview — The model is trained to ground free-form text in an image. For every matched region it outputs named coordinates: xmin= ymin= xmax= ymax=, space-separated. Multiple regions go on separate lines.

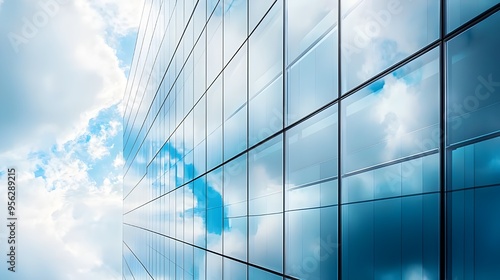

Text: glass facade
xmin=123 ymin=1 xmax=500 ymax=279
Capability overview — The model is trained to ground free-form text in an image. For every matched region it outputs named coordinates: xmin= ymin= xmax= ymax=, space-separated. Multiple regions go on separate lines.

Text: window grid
xmin=123 ymin=1 xmax=500 ymax=279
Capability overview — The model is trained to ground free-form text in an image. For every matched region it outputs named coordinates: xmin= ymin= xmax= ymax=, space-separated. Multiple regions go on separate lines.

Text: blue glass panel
xmin=450 ymin=136 xmax=500 ymax=190
xmin=249 ymin=266 xmax=283 ymax=280
xmin=194 ymin=248 xmax=206 ymax=280
xmin=194 ymin=177 xmax=207 ymax=249
xmin=475 ymin=186 xmax=500 ymax=279
xmin=224 ymin=258 xmax=247 ymax=280
xmin=207 ymin=78 xmax=222 ymax=134
xmin=207 ymin=126 xmax=223 ymax=171
xmin=285 ymin=206 xmax=338 ymax=279
xmin=249 ymin=213 xmax=283 ymax=273
xmin=224 ymin=0 xmax=248 ymax=64
xmin=286 ymin=105 xmax=338 ymax=210
xmin=249 ymin=0 xmax=282 ymax=96
xmin=447 ymin=0 xmax=499 ymax=32
xmin=184 ymin=244 xmax=194 ymax=276
xmin=285 ymin=0 xmax=338 ymax=123
xmin=343 ymin=194 xmax=439 ymax=279
xmin=193 ymin=34 xmax=206 ymax=101
xmin=207 ymin=2 xmax=223 ymax=85
xmin=343 ymin=48 xmax=440 ymax=173
xmin=474 ymin=137 xmax=500 ymax=186
xmin=224 ymin=106 xmax=247 ymax=161
xmin=206 ymin=252 xmax=222 ymax=280
xmin=224 ymin=46 xmax=247 ymax=119
xmin=342 ymin=201 xmax=374 ymax=279
xmin=447 ymin=11 xmax=500 ymax=144
xmin=447 ymin=189 xmax=481 ymax=279
xmin=249 ymin=0 xmax=277 ymax=33
xmin=224 ymin=154 xmax=248 ymax=217
xmin=223 ymin=216 xmax=247 ymax=261
xmin=341 ymin=0 xmax=439 ymax=93
xmin=249 ymin=76 xmax=283 ymax=147
xmin=249 ymin=135 xmax=283 ymax=215
xmin=287 ymin=0 xmax=338 ymax=63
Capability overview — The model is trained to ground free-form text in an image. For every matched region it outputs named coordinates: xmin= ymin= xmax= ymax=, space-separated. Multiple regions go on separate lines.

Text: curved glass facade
xmin=122 ymin=1 xmax=500 ymax=279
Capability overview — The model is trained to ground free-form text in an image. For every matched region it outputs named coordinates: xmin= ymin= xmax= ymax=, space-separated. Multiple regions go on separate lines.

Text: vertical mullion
xmin=337 ymin=0 xmax=343 ymax=279
xmin=282 ymin=0 xmax=287 ymax=277
xmin=439 ymin=0 xmax=447 ymax=279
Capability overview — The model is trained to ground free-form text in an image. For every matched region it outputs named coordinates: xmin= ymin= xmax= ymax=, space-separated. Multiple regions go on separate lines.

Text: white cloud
xmin=0 ymin=0 xmax=142 ymax=153
xmin=90 ymin=0 xmax=144 ymax=37
xmin=112 ymin=151 xmax=125 ymax=168
xmin=88 ymin=120 xmax=121 ymax=160
xmin=0 ymin=136 xmax=123 ymax=279
xmin=0 ymin=0 xmax=143 ymax=279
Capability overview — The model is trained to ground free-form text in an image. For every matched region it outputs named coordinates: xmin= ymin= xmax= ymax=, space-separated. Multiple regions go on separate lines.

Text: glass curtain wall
xmin=123 ymin=0 xmax=500 ymax=279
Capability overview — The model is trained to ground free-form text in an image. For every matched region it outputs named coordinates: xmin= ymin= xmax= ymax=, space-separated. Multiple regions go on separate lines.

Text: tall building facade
xmin=122 ymin=0 xmax=500 ymax=279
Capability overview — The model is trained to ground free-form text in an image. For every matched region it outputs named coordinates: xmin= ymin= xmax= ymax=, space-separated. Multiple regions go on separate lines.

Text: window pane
xmin=207 ymin=78 xmax=222 ymax=135
xmin=249 ymin=266 xmax=283 ymax=280
xmin=193 ymin=177 xmax=207 ymax=249
xmin=446 ymin=11 xmax=500 ymax=145
xmin=448 ymin=186 xmax=500 ymax=279
xmin=224 ymin=258 xmax=247 ymax=280
xmin=249 ymin=135 xmax=283 ymax=215
xmin=206 ymin=168 xmax=223 ymax=253
xmin=285 ymin=206 xmax=338 ymax=279
xmin=224 ymin=106 xmax=247 ymax=161
xmin=249 ymin=0 xmax=283 ymax=98
xmin=249 ymin=213 xmax=283 ymax=273
xmin=249 ymin=1 xmax=283 ymax=147
xmin=249 ymin=0 xmax=277 ymax=33
xmin=287 ymin=0 xmax=338 ymax=63
xmin=224 ymin=46 xmax=247 ymax=119
xmin=450 ymin=136 xmax=500 ymax=190
xmin=193 ymin=34 xmax=206 ymax=101
xmin=343 ymin=153 xmax=439 ymax=203
xmin=447 ymin=0 xmax=499 ymax=32
xmin=342 ymin=48 xmax=440 ymax=174
xmin=342 ymin=194 xmax=439 ymax=279
xmin=286 ymin=30 xmax=338 ymax=125
xmin=207 ymin=3 xmax=223 ymax=86
xmin=224 ymin=0 xmax=248 ymax=64
xmin=206 ymin=252 xmax=222 ymax=280
xmin=224 ymin=154 xmax=248 ymax=217
xmin=207 ymin=126 xmax=223 ymax=171
xmin=286 ymin=105 xmax=338 ymax=210
xmin=249 ymin=76 xmax=283 ymax=147
xmin=341 ymin=0 xmax=439 ymax=93
xmin=223 ymin=217 xmax=247 ymax=261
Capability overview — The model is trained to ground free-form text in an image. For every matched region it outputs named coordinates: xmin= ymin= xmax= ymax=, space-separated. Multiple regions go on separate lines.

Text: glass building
xmin=122 ymin=1 xmax=500 ymax=279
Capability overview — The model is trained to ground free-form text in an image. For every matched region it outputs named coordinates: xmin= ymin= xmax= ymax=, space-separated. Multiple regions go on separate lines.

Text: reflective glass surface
xmin=446 ymin=11 xmax=500 ymax=145
xmin=249 ymin=1 xmax=283 ymax=147
xmin=286 ymin=0 xmax=338 ymax=124
xmin=341 ymin=0 xmax=439 ymax=93
xmin=342 ymin=194 xmax=440 ymax=279
xmin=447 ymin=0 xmax=499 ymax=32
xmin=123 ymin=1 xmax=500 ymax=279
xmin=249 ymin=135 xmax=283 ymax=215
xmin=286 ymin=106 xmax=338 ymax=210
xmin=342 ymin=48 xmax=440 ymax=173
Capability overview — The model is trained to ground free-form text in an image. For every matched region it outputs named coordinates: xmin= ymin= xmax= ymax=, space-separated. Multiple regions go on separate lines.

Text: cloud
xmin=88 ymin=120 xmax=120 ymax=160
xmin=0 ymin=128 xmax=124 ymax=279
xmin=89 ymin=0 xmax=144 ymax=37
xmin=0 ymin=0 xmax=138 ymax=153
xmin=0 ymin=0 xmax=143 ymax=279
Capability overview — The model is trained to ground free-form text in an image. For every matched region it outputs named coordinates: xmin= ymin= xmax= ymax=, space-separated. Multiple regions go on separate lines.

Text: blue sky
xmin=0 ymin=0 xmax=143 ymax=279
